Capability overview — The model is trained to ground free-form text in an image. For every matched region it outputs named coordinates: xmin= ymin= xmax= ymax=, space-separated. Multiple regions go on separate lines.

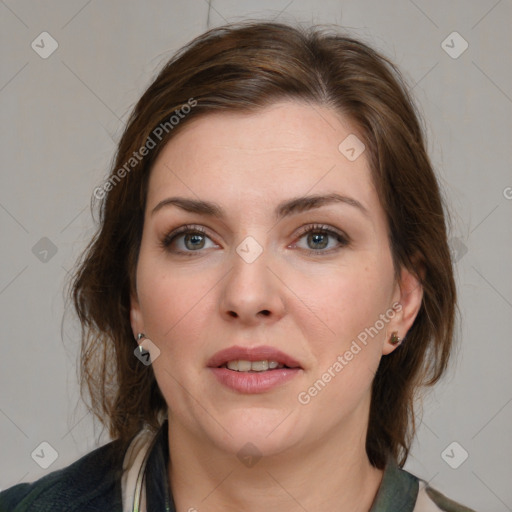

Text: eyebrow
xmin=151 ymin=193 xmax=370 ymax=220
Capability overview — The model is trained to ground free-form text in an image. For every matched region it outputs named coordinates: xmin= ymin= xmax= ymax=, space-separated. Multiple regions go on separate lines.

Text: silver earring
xmin=137 ymin=333 xmax=146 ymax=353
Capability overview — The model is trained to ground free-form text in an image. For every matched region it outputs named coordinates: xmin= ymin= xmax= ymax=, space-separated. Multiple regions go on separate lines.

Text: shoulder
xmin=375 ymin=459 xmax=477 ymax=512
xmin=413 ymin=478 xmax=478 ymax=512
xmin=0 ymin=438 xmax=126 ymax=512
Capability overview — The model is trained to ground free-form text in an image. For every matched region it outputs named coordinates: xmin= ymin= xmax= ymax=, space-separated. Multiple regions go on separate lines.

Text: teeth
xmin=251 ymin=360 xmax=268 ymax=371
xmin=225 ymin=360 xmax=284 ymax=372
xmin=238 ymin=360 xmax=252 ymax=372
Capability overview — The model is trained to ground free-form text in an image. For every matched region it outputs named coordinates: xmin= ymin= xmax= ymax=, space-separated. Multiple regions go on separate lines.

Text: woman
xmin=0 ymin=20 xmax=476 ymax=512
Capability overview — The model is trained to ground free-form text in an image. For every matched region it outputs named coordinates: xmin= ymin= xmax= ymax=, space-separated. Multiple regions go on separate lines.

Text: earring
xmin=389 ymin=331 xmax=401 ymax=345
xmin=136 ymin=333 xmax=146 ymax=353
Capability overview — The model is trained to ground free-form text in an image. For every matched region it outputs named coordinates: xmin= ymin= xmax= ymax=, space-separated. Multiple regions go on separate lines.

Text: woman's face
xmin=131 ymin=100 xmax=422 ymax=458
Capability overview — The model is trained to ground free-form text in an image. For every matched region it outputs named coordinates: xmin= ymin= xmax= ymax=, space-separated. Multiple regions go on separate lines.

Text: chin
xmin=204 ymin=408 xmax=305 ymax=457
xmin=216 ymin=431 xmax=300 ymax=461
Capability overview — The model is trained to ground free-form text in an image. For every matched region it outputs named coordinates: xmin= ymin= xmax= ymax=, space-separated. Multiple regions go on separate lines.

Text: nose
xmin=219 ymin=244 xmax=286 ymax=325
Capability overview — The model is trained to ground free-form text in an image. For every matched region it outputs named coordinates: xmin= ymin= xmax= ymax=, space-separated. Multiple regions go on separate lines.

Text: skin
xmin=130 ymin=100 xmax=423 ymax=512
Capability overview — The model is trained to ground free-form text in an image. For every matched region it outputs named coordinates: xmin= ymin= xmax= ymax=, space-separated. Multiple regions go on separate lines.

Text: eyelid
xmin=293 ymin=223 xmax=349 ymax=241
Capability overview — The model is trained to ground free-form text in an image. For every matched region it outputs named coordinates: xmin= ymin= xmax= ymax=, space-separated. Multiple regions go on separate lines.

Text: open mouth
xmin=207 ymin=345 xmax=303 ymax=377
xmin=208 ymin=348 xmax=302 ymax=393
xmin=219 ymin=360 xmax=296 ymax=372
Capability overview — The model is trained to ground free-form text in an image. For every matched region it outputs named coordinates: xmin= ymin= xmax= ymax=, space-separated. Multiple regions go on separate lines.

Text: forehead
xmin=147 ymin=101 xmax=377 ymax=212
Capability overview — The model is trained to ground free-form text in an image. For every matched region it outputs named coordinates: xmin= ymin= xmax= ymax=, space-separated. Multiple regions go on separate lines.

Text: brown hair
xmin=70 ymin=20 xmax=457 ymax=469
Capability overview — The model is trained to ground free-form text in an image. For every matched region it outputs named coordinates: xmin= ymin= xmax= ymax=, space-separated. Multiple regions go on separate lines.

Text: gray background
xmin=1 ymin=1 xmax=511 ymax=510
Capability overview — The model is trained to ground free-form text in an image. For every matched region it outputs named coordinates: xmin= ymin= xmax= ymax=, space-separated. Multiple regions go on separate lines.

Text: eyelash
xmin=160 ymin=223 xmax=350 ymax=257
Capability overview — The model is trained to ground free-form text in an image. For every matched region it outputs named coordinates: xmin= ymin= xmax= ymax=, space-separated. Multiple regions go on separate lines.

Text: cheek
xmin=296 ymin=263 xmax=390 ymax=412
xmin=136 ymin=256 xmax=216 ymax=357
xmin=297 ymin=257 xmax=394 ymax=346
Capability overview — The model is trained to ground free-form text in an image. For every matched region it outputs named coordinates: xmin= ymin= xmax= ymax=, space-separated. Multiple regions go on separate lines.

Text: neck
xmin=167 ymin=413 xmax=384 ymax=512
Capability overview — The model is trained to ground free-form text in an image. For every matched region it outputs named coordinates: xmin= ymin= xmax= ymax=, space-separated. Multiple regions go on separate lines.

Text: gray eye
xmin=184 ymin=232 xmax=207 ymax=250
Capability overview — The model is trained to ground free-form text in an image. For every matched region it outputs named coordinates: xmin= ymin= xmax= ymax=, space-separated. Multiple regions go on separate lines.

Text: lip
xmin=209 ymin=367 xmax=301 ymax=393
xmin=206 ymin=345 xmax=302 ymax=369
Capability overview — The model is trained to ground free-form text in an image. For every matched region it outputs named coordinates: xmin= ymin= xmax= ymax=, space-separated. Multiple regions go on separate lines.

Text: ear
xmin=382 ymin=263 xmax=424 ymax=355
xmin=130 ymin=292 xmax=144 ymax=341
